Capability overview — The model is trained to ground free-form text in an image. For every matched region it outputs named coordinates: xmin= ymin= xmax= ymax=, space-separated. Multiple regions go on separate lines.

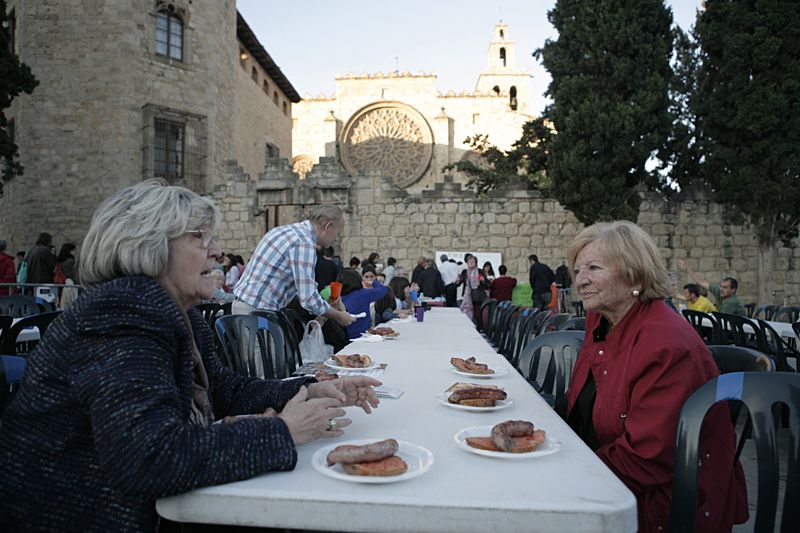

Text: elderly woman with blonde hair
xmin=0 ymin=180 xmax=381 ymax=531
xmin=561 ymin=221 xmax=747 ymax=533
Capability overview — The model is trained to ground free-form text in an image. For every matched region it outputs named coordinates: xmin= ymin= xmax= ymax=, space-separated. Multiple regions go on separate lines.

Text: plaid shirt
xmin=234 ymin=220 xmax=329 ymax=316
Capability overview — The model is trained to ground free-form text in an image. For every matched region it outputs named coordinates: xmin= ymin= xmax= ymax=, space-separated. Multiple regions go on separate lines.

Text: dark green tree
xmin=695 ymin=0 xmax=800 ymax=303
xmin=443 ymin=118 xmax=552 ymax=196
xmin=660 ymin=26 xmax=705 ymax=189
xmin=536 ymin=0 xmax=673 ymax=224
xmin=0 ymin=0 xmax=38 ymax=196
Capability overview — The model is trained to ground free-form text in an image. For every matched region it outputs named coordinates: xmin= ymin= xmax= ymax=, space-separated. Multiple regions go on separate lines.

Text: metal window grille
xmin=142 ymin=105 xmax=207 ymax=192
xmin=154 ymin=119 xmax=184 ymax=180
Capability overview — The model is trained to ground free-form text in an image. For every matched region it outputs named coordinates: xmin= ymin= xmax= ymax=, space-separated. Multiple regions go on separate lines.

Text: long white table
xmin=157 ymin=308 xmax=637 ymax=532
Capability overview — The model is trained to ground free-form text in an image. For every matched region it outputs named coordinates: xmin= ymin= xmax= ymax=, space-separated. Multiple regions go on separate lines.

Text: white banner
xmin=434 ymin=250 xmax=503 ymax=272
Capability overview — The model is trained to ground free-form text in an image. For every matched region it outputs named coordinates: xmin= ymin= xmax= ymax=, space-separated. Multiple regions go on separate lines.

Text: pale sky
xmin=237 ymin=0 xmax=703 ymax=115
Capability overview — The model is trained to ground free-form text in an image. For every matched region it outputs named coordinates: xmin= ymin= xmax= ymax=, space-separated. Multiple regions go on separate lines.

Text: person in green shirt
xmin=678 ymin=259 xmax=746 ymax=316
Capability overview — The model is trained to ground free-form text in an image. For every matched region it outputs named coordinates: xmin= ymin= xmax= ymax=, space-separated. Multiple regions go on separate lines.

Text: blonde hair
xmin=80 ymin=179 xmax=220 ymax=286
xmin=567 ymin=220 xmax=671 ymax=302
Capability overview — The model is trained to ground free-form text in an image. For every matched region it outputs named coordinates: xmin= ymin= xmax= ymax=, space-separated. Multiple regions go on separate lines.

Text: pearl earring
xmin=632 ymin=289 xmax=641 ymax=297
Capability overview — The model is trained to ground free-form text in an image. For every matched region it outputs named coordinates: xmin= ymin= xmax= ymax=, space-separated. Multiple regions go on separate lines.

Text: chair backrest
xmin=498 ymin=306 xmax=527 ymax=358
xmin=478 ymin=299 xmax=498 ymax=335
xmin=682 ymin=309 xmax=717 ymax=344
xmin=707 ymin=345 xmax=775 ymax=374
xmin=214 ymin=314 xmax=276 ymax=378
xmin=252 ymin=310 xmax=300 ymax=378
xmin=754 ymin=304 xmax=780 ymax=321
xmin=794 ymin=321 xmax=800 ymax=342
xmin=756 ymin=319 xmax=799 ymax=372
xmin=712 ymin=312 xmax=764 ymax=349
xmin=194 ymin=302 xmax=222 ymax=327
xmin=0 ymin=295 xmax=40 ymax=319
xmin=278 ymin=308 xmax=306 ymax=367
xmin=493 ymin=304 xmax=520 ymax=351
xmin=510 ymin=309 xmax=552 ymax=367
xmin=516 ymin=330 xmax=585 ymax=406
xmin=561 ymin=316 xmax=586 ymax=331
xmin=0 ymin=311 xmax=62 ymax=355
xmin=744 ymin=302 xmax=757 ymax=318
xmin=669 ymin=372 xmax=800 ymax=533
xmin=774 ymin=306 xmax=800 ymax=324
xmin=508 ymin=307 xmax=551 ymax=366
xmin=537 ymin=313 xmax=572 ymax=336
xmin=504 ymin=307 xmax=534 ymax=362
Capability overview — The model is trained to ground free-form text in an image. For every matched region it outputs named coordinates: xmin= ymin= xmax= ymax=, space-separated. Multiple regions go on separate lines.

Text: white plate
xmin=366 ymin=332 xmax=399 ymax=340
xmin=451 ymin=366 xmax=509 ymax=379
xmin=437 ymin=391 xmax=513 ymax=412
xmin=454 ymin=426 xmax=561 ymax=459
xmin=312 ymin=439 xmax=434 ymax=484
xmin=324 ymin=358 xmax=381 ymax=372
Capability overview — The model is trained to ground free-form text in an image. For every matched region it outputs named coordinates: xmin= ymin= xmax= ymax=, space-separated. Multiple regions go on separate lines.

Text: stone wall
xmin=334 ymin=171 xmax=800 ymax=306
xmin=233 ymin=39 xmax=293 ymax=182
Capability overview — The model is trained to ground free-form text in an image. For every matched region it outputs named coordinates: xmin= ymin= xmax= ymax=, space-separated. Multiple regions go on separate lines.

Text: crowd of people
xmin=0 ymin=180 xmax=752 ymax=531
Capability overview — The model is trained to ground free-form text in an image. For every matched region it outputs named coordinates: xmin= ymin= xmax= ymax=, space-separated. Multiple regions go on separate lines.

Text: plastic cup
xmin=415 ymin=306 xmax=425 ymax=322
xmin=329 ymin=282 xmax=342 ymax=300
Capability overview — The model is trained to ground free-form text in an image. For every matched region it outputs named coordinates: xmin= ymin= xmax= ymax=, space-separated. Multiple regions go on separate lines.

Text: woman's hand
xmin=278 ymin=386 xmax=351 ymax=444
xmin=308 ymin=376 xmax=381 ymax=414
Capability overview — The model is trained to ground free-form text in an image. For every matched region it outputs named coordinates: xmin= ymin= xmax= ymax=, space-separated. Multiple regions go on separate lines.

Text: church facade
xmin=291 ymin=23 xmax=533 ymax=192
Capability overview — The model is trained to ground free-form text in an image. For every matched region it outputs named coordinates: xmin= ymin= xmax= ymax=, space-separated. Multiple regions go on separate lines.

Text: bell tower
xmin=487 ymin=23 xmax=515 ymax=69
xmin=475 ymin=23 xmax=531 ymax=113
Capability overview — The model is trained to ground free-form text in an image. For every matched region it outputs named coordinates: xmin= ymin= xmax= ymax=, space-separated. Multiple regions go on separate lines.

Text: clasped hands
xmin=278 ymin=376 xmax=382 ymax=444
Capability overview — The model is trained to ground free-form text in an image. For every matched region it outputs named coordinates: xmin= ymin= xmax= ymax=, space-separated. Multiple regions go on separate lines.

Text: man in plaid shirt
xmin=232 ymin=204 xmax=355 ymax=327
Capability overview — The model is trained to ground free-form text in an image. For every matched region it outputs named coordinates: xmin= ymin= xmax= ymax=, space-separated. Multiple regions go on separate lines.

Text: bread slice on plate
xmin=342 ymin=455 xmax=408 ymax=476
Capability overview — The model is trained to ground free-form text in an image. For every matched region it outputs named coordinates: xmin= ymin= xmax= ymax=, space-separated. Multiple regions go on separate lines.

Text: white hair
xmin=80 ymin=179 xmax=220 ymax=286
xmin=307 ymin=204 xmax=343 ymax=227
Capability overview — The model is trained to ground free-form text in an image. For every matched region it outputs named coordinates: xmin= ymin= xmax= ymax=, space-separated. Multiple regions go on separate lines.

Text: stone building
xmin=1 ymin=0 xmax=298 ymax=249
xmin=291 ymin=22 xmax=533 ymax=192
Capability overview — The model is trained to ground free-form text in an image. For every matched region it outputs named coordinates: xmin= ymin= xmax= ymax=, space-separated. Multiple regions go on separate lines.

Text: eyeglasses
xmin=187 ymin=229 xmax=218 ymax=249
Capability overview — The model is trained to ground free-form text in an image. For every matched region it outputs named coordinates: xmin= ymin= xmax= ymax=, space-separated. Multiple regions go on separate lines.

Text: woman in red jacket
xmin=563 ymin=221 xmax=748 ymax=532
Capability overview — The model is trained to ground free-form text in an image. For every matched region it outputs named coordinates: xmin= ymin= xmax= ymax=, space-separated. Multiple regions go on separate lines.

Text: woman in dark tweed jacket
xmin=0 ymin=181 xmax=381 ymax=532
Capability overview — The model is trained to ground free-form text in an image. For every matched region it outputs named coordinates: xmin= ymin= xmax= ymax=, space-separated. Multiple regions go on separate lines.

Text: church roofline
xmin=335 ymin=70 xmax=438 ymax=80
xmin=237 ymin=12 xmax=301 ymax=103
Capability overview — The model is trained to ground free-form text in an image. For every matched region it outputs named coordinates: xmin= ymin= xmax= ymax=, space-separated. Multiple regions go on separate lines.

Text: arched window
xmin=510 ymin=86 xmax=518 ymax=110
xmin=499 ymin=29 xmax=504 ymax=39
xmin=263 ymin=80 xmax=269 ymax=93
xmin=282 ymin=101 xmax=288 ymax=115
xmin=273 ymin=91 xmax=279 ymax=105
xmin=492 ymin=85 xmax=500 ymax=95
xmin=251 ymin=66 xmax=258 ymax=82
xmin=499 ymin=47 xmax=506 ymax=67
xmin=155 ymin=9 xmax=183 ymax=61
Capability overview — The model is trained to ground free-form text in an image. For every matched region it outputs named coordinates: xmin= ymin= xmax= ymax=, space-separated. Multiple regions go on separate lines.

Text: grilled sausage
xmin=326 ymin=438 xmax=399 ymax=465
xmin=448 ymin=387 xmax=507 ymax=404
xmin=491 ymin=420 xmax=535 ymax=452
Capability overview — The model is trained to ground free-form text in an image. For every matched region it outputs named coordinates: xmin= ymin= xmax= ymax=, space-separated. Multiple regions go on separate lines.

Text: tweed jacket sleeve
xmin=67 ymin=277 xmax=301 ymax=499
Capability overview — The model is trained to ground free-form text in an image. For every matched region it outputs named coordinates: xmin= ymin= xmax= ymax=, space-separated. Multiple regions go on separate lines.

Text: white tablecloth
xmin=156 ymin=308 xmax=637 ymax=532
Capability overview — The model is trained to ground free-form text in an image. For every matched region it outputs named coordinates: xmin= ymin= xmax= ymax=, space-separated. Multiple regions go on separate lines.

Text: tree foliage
xmin=0 ymin=0 xmax=39 ymax=196
xmin=444 ymin=117 xmax=552 ymax=197
xmin=659 ymin=27 xmax=705 ymax=190
xmin=536 ymin=0 xmax=674 ymax=225
xmin=695 ymin=0 xmax=800 ymax=246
